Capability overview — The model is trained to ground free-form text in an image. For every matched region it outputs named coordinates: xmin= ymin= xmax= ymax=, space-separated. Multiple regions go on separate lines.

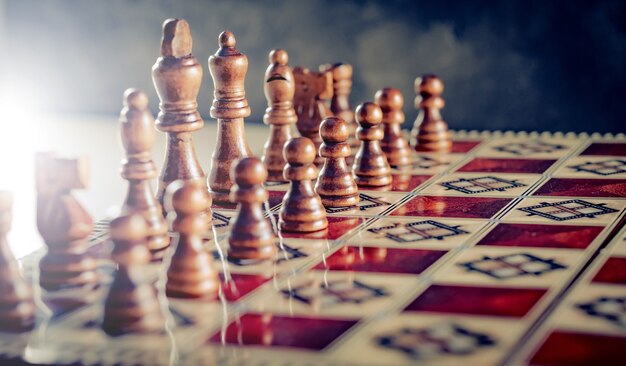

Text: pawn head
xmin=269 ymin=49 xmax=288 ymax=65
xmin=219 ymin=31 xmax=236 ymax=48
xmin=415 ymin=74 xmax=444 ymax=96
xmin=374 ymin=88 xmax=403 ymax=111
xmin=232 ymin=157 xmax=267 ymax=186
xmin=284 ymin=137 xmax=316 ymax=165
xmin=165 ymin=180 xmax=210 ymax=215
xmin=355 ymin=102 xmax=383 ymax=126
xmin=123 ymin=88 xmax=149 ymax=110
xmin=319 ymin=117 xmax=350 ymax=143
xmin=109 ymin=214 xmax=148 ymax=243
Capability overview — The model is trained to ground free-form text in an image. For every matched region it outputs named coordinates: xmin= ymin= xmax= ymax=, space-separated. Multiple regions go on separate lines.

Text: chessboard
xmin=1 ymin=130 xmax=625 ymax=366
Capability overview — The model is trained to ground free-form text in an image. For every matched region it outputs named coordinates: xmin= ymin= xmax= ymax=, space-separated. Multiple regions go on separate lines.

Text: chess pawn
xmin=320 ymin=63 xmax=358 ymax=149
xmin=164 ymin=181 xmax=219 ymax=299
xmin=411 ymin=75 xmax=452 ymax=152
xmin=375 ymin=88 xmax=411 ymax=167
xmin=315 ymin=117 xmax=360 ymax=207
xmin=0 ymin=192 xmax=35 ymax=332
xmin=119 ymin=89 xmax=170 ymax=261
xmin=228 ymin=158 xmax=276 ymax=261
xmin=352 ymin=102 xmax=392 ymax=188
xmin=262 ymin=49 xmax=297 ymax=182
xmin=208 ymin=31 xmax=253 ymax=203
xmin=102 ymin=214 xmax=164 ymax=336
xmin=279 ymin=137 xmax=328 ymax=233
xmin=293 ymin=67 xmax=333 ymax=165
xmin=36 ymin=153 xmax=98 ymax=291
xmin=152 ymin=19 xmax=210 ymax=217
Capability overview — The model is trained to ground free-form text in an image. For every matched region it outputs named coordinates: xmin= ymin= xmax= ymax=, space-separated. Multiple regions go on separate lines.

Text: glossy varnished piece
xmin=119 ymin=89 xmax=170 ymax=261
xmin=208 ymin=31 xmax=253 ymax=203
xmin=0 ymin=192 xmax=35 ymax=332
xmin=165 ymin=181 xmax=219 ymax=299
xmin=352 ymin=102 xmax=392 ymax=187
xmin=315 ymin=117 xmax=360 ymax=207
xmin=293 ymin=67 xmax=333 ymax=165
xmin=102 ymin=215 xmax=164 ymax=336
xmin=411 ymin=74 xmax=452 ymax=152
xmin=228 ymin=157 xmax=276 ymax=261
xmin=151 ymin=19 xmax=209 ymax=212
xmin=262 ymin=49 xmax=297 ymax=182
xmin=321 ymin=63 xmax=358 ymax=149
xmin=375 ymin=88 xmax=411 ymax=167
xmin=36 ymin=153 xmax=98 ymax=291
xmin=279 ymin=137 xmax=328 ymax=233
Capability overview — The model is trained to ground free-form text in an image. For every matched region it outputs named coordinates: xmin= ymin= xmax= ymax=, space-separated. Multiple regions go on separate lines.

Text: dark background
xmin=1 ymin=0 xmax=624 ymax=133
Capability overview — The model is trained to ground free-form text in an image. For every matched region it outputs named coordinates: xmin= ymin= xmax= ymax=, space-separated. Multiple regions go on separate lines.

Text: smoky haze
xmin=1 ymin=0 xmax=624 ymax=133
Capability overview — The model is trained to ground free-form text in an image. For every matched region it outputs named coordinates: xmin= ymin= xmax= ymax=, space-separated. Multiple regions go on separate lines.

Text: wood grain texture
xmin=411 ymin=74 xmax=452 ymax=152
xmin=375 ymin=87 xmax=412 ymax=167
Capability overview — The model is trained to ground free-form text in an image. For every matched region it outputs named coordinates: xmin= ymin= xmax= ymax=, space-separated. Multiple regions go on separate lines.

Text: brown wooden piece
xmin=102 ymin=214 xmax=164 ymax=336
xmin=36 ymin=153 xmax=98 ymax=291
xmin=262 ymin=49 xmax=297 ymax=182
xmin=228 ymin=157 xmax=276 ymax=261
xmin=293 ymin=67 xmax=333 ymax=165
xmin=279 ymin=137 xmax=328 ymax=233
xmin=164 ymin=181 xmax=219 ymax=299
xmin=411 ymin=74 xmax=452 ymax=152
xmin=375 ymin=88 xmax=412 ymax=167
xmin=119 ymin=88 xmax=170 ymax=261
xmin=320 ymin=63 xmax=358 ymax=149
xmin=151 ymin=19 xmax=210 ymax=214
xmin=208 ymin=31 xmax=253 ymax=203
xmin=352 ymin=102 xmax=392 ymax=187
xmin=315 ymin=117 xmax=360 ymax=207
xmin=0 ymin=192 xmax=35 ymax=332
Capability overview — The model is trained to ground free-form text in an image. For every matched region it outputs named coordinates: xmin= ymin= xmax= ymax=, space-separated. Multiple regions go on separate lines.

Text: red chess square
xmin=592 ymin=257 xmax=626 ymax=285
xmin=529 ymin=330 xmax=626 ymax=366
xmin=451 ymin=140 xmax=482 ymax=153
xmin=390 ymin=174 xmax=431 ymax=192
xmin=278 ymin=216 xmax=367 ymax=240
xmin=391 ymin=195 xmax=511 ymax=219
xmin=208 ymin=313 xmax=357 ymax=350
xmin=457 ymin=158 xmax=556 ymax=174
xmin=314 ymin=246 xmax=445 ymax=275
xmin=581 ymin=142 xmax=626 ymax=156
xmin=220 ymin=273 xmax=271 ymax=302
xmin=404 ymin=284 xmax=546 ymax=318
xmin=533 ymin=178 xmax=626 ymax=198
xmin=477 ymin=223 xmax=603 ymax=250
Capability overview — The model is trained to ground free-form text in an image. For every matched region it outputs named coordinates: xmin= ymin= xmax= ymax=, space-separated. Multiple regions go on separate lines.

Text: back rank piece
xmin=208 ymin=31 xmax=253 ymax=203
xmin=151 ymin=19 xmax=210 ymax=218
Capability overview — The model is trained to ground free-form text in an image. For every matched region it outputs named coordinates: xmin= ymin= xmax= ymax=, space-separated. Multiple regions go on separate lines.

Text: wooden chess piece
xmin=0 ymin=192 xmax=35 ymax=332
xmin=36 ymin=153 xmax=98 ymax=291
xmin=320 ymin=63 xmax=359 ymax=149
xmin=102 ymin=214 xmax=164 ymax=336
xmin=352 ymin=102 xmax=392 ymax=188
xmin=228 ymin=157 xmax=276 ymax=261
xmin=119 ymin=88 xmax=170 ymax=261
xmin=411 ymin=74 xmax=452 ymax=152
xmin=152 ymin=18 xmax=210 ymax=218
xmin=315 ymin=117 xmax=360 ymax=207
xmin=208 ymin=31 xmax=253 ymax=203
xmin=293 ymin=67 xmax=333 ymax=165
xmin=279 ymin=137 xmax=328 ymax=233
xmin=375 ymin=88 xmax=411 ymax=167
xmin=164 ymin=181 xmax=219 ymax=299
xmin=262 ymin=49 xmax=297 ymax=182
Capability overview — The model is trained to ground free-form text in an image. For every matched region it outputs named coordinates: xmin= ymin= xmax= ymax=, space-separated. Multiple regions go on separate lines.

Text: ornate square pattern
xmin=325 ymin=192 xmax=405 ymax=217
xmin=477 ymin=137 xmax=573 ymax=159
xmin=440 ymin=176 xmax=526 ymax=195
xmin=504 ymin=197 xmax=624 ymax=225
xmin=493 ymin=140 xmax=566 ymax=156
xmin=577 ymin=296 xmax=626 ymax=328
xmin=376 ymin=323 xmax=496 ymax=359
xmin=422 ymin=173 xmax=538 ymax=197
xmin=391 ymin=195 xmax=512 ymax=218
xmin=367 ymin=220 xmax=468 ymax=243
xmin=570 ymin=159 xmax=626 ymax=176
xmin=458 ymin=253 xmax=567 ymax=280
xmin=283 ymin=278 xmax=388 ymax=307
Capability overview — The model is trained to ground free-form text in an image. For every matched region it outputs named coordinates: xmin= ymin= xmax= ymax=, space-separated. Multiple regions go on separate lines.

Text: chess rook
xmin=0 ymin=192 xmax=35 ymax=332
xmin=321 ymin=63 xmax=358 ymax=149
xmin=228 ymin=157 xmax=276 ymax=261
xmin=315 ymin=117 xmax=360 ymax=207
xmin=262 ymin=49 xmax=297 ymax=182
xmin=152 ymin=19 xmax=210 ymax=217
xmin=165 ymin=181 xmax=219 ymax=299
xmin=279 ymin=137 xmax=328 ymax=233
xmin=411 ymin=74 xmax=452 ymax=152
xmin=36 ymin=153 xmax=98 ymax=291
xmin=102 ymin=215 xmax=164 ymax=336
xmin=375 ymin=88 xmax=411 ymax=167
xmin=293 ymin=67 xmax=333 ymax=165
xmin=208 ymin=31 xmax=253 ymax=203
xmin=352 ymin=102 xmax=392 ymax=188
xmin=119 ymin=89 xmax=170 ymax=261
